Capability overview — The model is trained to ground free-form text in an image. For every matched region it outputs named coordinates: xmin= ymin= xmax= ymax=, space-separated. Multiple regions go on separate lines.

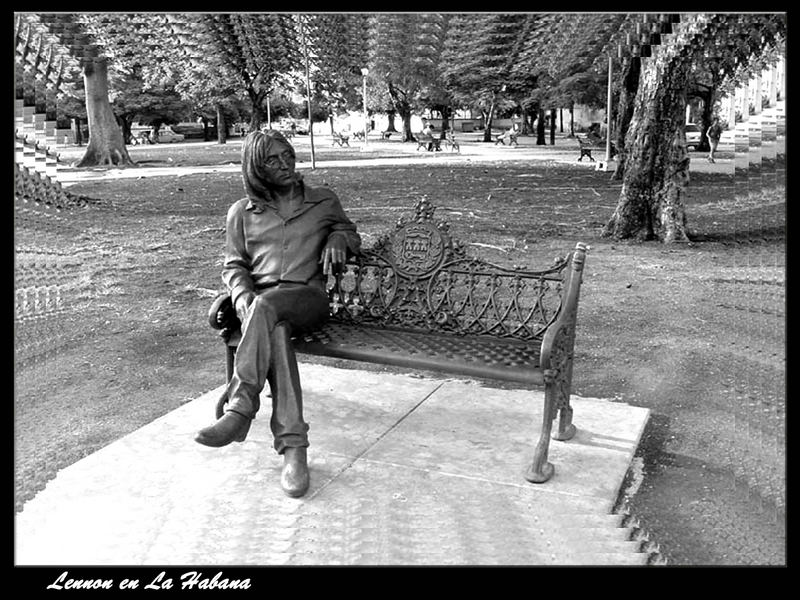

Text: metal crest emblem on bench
xmin=209 ymin=198 xmax=589 ymax=483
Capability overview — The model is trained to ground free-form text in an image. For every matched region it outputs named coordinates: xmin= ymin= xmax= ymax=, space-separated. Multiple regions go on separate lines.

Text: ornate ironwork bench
xmin=208 ymin=199 xmax=589 ymax=483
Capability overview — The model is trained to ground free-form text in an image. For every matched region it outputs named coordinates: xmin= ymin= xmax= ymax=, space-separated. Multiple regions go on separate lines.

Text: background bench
xmin=332 ymin=132 xmax=350 ymax=147
xmin=495 ymin=130 xmax=520 ymax=146
xmin=208 ymin=199 xmax=589 ymax=484
xmin=576 ymin=135 xmax=617 ymax=162
xmin=442 ymin=131 xmax=460 ymax=153
xmin=416 ymin=134 xmax=441 ymax=151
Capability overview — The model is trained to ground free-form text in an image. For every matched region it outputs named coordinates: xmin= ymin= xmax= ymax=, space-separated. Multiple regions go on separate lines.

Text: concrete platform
xmin=15 ymin=363 xmax=650 ymax=566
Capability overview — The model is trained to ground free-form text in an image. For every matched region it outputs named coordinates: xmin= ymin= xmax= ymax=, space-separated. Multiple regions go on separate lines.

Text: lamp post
xmin=300 ymin=16 xmax=315 ymax=168
xmin=361 ymin=67 xmax=369 ymax=149
xmin=605 ymin=55 xmax=613 ymax=167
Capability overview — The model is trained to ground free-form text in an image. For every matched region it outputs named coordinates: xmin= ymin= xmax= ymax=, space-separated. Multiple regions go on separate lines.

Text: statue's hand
xmin=321 ymin=236 xmax=347 ymax=276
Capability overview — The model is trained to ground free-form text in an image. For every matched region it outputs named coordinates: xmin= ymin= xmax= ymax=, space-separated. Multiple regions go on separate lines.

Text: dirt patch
xmin=16 ymin=141 xmax=785 ymax=564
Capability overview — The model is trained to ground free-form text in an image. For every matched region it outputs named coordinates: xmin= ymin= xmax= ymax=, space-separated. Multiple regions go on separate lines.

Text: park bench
xmin=442 ymin=131 xmax=460 ymax=153
xmin=332 ymin=132 xmax=350 ymax=147
xmin=207 ymin=198 xmax=589 ymax=484
xmin=494 ymin=129 xmax=520 ymax=146
xmin=416 ymin=133 xmax=442 ymax=152
xmin=381 ymin=131 xmax=395 ymax=140
xmin=576 ymin=135 xmax=617 ymax=162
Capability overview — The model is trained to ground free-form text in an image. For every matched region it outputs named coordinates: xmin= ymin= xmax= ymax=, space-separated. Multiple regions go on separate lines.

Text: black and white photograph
xmin=14 ymin=12 xmax=785 ymax=575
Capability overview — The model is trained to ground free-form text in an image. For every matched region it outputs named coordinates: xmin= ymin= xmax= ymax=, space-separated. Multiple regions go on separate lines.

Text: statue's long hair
xmin=241 ymin=129 xmax=300 ymax=203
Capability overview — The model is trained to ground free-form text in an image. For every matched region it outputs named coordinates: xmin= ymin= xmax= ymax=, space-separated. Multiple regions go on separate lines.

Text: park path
xmin=54 ymin=134 xmax=732 ymax=186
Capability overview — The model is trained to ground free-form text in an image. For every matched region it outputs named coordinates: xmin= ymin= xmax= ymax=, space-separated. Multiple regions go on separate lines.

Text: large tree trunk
xmin=248 ymin=87 xmax=267 ymax=132
xmin=569 ymin=105 xmax=574 ymax=137
xmin=438 ymin=106 xmax=452 ymax=137
xmin=603 ymin=53 xmax=692 ymax=243
xmin=549 ymin=108 xmax=557 ymax=145
xmin=482 ymin=102 xmax=497 ymax=142
xmin=385 ymin=110 xmax=398 ymax=132
xmin=387 ymin=83 xmax=415 ymax=142
xmin=216 ymin=103 xmax=227 ymax=144
xmin=536 ymin=108 xmax=546 ymax=145
xmin=75 ymin=58 xmax=133 ymax=168
xmin=520 ymin=107 xmax=532 ymax=135
xmin=612 ymin=57 xmax=641 ymax=180
xmin=119 ymin=115 xmax=134 ymax=145
xmin=400 ymin=108 xmax=414 ymax=142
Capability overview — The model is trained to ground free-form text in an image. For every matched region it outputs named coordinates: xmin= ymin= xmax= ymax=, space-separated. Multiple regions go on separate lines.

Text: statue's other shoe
xmin=281 ymin=447 xmax=310 ymax=497
xmin=194 ymin=411 xmax=251 ymax=447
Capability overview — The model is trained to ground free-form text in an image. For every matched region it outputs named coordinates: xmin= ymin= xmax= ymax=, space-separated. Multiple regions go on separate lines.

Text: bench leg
xmin=525 ymin=364 xmax=576 ymax=483
xmin=553 ymin=404 xmax=576 ymax=441
xmin=525 ymin=377 xmax=557 ymax=483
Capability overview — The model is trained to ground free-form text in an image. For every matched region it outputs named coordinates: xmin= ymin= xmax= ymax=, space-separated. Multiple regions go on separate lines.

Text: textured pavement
xmin=16 ymin=363 xmax=650 ymax=566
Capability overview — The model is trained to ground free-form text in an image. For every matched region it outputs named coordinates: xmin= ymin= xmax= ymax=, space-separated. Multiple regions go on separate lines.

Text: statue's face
xmin=261 ymin=141 xmax=296 ymax=188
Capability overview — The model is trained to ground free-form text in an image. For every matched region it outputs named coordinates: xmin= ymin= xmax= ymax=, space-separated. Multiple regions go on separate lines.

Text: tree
xmin=442 ymin=14 xmax=529 ymax=142
xmin=169 ymin=14 xmax=299 ymax=134
xmin=33 ymin=13 xmax=135 ymax=167
xmin=305 ymin=14 xmax=370 ymax=132
xmin=514 ymin=14 xmax=627 ymax=145
xmin=369 ymin=14 xmax=449 ymax=141
xmin=603 ymin=13 xmax=786 ymax=242
xmin=610 ymin=56 xmax=641 ymax=179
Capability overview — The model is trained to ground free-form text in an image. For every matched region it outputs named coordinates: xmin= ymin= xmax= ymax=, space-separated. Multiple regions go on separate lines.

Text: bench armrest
xmin=539 ymin=243 xmax=588 ymax=373
xmin=208 ymin=292 xmax=240 ymax=331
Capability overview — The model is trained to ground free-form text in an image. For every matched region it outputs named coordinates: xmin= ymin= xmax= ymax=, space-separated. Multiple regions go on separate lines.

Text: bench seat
xmin=225 ymin=323 xmax=545 ymax=386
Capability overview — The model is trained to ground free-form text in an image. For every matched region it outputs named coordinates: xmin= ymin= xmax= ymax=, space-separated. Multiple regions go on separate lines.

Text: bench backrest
xmin=326 ymin=199 xmax=586 ymax=342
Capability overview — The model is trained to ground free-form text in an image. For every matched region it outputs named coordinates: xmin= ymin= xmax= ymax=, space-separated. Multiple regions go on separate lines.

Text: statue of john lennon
xmin=194 ymin=130 xmax=361 ymax=498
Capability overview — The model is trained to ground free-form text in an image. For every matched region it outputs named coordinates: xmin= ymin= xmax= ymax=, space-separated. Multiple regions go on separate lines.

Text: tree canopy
xmin=15 ymin=11 xmax=786 ymax=241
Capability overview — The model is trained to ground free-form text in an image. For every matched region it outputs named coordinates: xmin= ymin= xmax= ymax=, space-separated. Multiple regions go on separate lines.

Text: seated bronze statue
xmin=194 ymin=130 xmax=361 ymax=498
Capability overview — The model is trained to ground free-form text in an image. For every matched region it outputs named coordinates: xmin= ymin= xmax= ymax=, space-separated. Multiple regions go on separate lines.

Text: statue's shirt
xmin=222 ymin=182 xmax=361 ymax=308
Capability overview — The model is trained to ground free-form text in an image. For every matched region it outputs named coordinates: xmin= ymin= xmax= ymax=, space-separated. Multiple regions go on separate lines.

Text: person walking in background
xmin=706 ymin=118 xmax=722 ymax=163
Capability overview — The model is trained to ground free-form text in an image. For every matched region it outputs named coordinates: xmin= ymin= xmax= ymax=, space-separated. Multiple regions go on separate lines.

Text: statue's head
xmin=241 ymin=129 xmax=299 ymax=200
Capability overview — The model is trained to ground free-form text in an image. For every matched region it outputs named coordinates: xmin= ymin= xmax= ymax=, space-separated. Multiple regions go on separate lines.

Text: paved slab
xmin=15 ymin=363 xmax=650 ymax=566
